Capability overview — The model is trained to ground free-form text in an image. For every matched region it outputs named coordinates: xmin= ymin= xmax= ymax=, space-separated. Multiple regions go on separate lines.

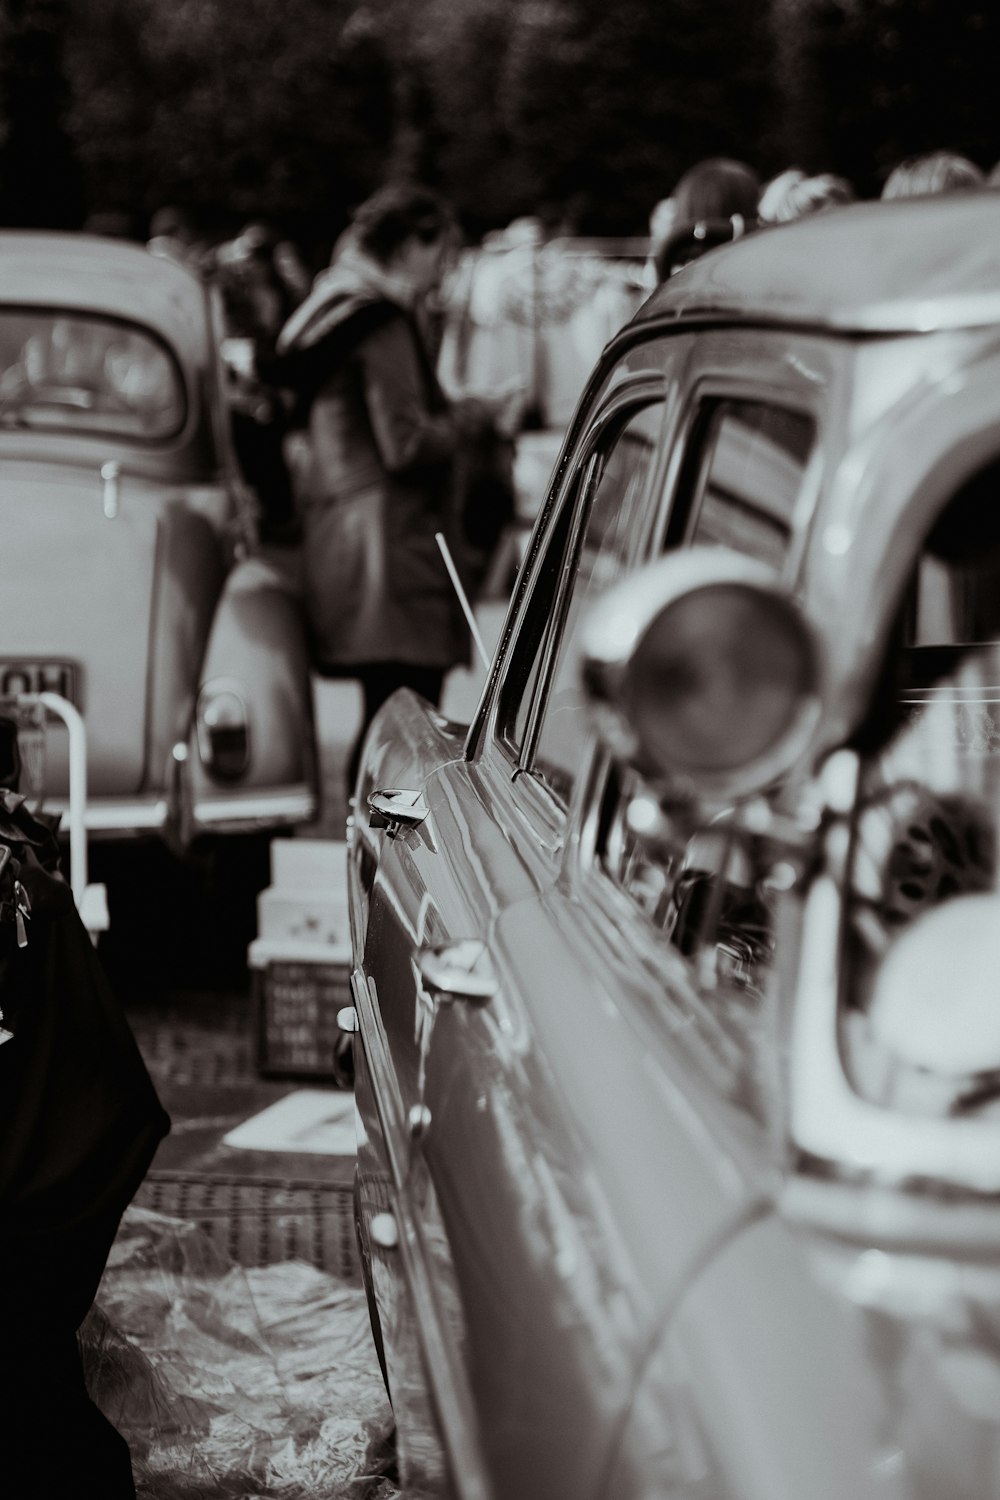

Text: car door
xmin=478 ymin=352 xmax=838 ymax=1488
xmin=353 ymin=344 xmax=696 ymax=1498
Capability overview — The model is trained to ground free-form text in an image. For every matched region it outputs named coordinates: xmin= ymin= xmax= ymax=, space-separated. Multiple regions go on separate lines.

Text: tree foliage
xmin=5 ymin=0 xmax=1000 ymax=249
xmin=804 ymin=0 xmax=1000 ymax=194
xmin=0 ymin=0 xmax=84 ymax=227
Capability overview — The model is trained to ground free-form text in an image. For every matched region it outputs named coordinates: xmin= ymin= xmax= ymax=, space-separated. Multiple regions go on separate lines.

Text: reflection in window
xmin=504 ymin=496 xmax=576 ymax=757
xmin=686 ymin=401 xmax=815 ymax=569
xmin=530 ymin=402 xmax=663 ymax=804
xmin=843 ymin=469 xmax=1000 ymax=1116
xmin=595 ymin=760 xmax=781 ymax=1122
xmin=0 ymin=310 xmax=185 ymax=439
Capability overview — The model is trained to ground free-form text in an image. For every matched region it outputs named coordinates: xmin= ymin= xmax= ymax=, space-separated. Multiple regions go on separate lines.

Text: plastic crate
xmin=251 ymin=936 xmax=353 ymax=1081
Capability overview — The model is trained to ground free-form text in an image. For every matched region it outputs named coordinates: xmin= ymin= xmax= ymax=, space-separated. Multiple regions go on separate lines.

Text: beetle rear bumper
xmin=44 ymin=783 xmax=317 ymax=841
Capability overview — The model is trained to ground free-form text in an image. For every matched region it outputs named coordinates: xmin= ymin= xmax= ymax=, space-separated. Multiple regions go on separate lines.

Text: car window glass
xmin=594 ymin=759 xmax=779 ymax=1120
xmin=840 ymin=468 xmax=1000 ymax=1115
xmin=0 ymin=310 xmax=185 ymax=439
xmin=529 ymin=402 xmax=664 ymax=805
xmin=501 ymin=494 xmax=578 ymax=759
xmin=681 ymin=400 xmax=816 ymax=568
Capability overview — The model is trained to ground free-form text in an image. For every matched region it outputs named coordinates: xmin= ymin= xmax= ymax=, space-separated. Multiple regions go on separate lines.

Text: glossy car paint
xmin=0 ymin=232 xmax=317 ymax=839
xmin=350 ymin=197 xmax=1000 ymax=1499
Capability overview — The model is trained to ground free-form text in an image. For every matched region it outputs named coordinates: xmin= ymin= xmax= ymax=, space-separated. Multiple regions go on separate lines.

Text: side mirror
xmin=581 ymin=547 xmax=824 ymax=803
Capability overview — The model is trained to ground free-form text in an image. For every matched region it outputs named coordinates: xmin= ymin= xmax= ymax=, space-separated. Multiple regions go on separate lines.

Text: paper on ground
xmin=223 ymin=1088 xmax=357 ymax=1155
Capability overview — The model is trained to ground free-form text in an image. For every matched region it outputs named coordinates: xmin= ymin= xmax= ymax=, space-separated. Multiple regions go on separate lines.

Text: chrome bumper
xmin=44 ymin=783 xmax=317 ymax=840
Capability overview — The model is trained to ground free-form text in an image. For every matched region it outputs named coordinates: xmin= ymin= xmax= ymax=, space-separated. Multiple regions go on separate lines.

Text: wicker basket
xmin=251 ymin=936 xmax=353 ymax=1081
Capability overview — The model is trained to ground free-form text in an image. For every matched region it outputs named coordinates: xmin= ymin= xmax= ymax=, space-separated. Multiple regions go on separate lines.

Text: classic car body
xmin=348 ymin=196 xmax=1000 ymax=1499
xmin=0 ymin=232 xmax=317 ymax=843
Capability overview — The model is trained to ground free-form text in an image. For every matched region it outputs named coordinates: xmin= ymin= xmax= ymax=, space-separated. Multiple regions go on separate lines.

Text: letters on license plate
xmin=0 ymin=661 xmax=79 ymax=706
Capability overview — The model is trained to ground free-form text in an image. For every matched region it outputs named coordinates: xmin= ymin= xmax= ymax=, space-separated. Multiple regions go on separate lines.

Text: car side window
xmin=594 ymin=759 xmax=778 ymax=1118
xmin=526 ymin=402 xmax=664 ymax=806
xmin=669 ymin=399 xmax=816 ymax=568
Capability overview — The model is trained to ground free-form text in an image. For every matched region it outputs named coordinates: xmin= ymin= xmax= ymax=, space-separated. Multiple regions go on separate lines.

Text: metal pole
xmin=36 ymin=691 xmax=88 ymax=904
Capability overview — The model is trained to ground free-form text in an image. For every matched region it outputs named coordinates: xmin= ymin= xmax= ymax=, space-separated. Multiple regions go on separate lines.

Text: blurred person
xmin=146 ymin=204 xmax=200 ymax=266
xmin=757 ymin=168 xmax=856 ymax=225
xmin=272 ymin=238 xmax=312 ymax=306
xmin=652 ymin=157 xmax=761 ymax=283
xmin=644 ymin=195 xmax=678 ymax=289
xmin=881 ymin=150 xmax=985 ymax=199
xmin=437 ymin=211 xmax=637 ymax=433
xmin=216 ymin=224 xmax=305 ymax=543
xmin=83 ymin=210 xmax=138 ymax=240
xmin=272 ymin=182 xmax=518 ymax=796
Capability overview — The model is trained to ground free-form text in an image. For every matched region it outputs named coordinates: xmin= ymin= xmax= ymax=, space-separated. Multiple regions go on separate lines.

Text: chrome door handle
xmin=368 ymin=787 xmax=429 ymax=833
xmin=100 ymin=459 xmax=121 ymax=519
xmin=414 ymin=939 xmax=497 ymax=1005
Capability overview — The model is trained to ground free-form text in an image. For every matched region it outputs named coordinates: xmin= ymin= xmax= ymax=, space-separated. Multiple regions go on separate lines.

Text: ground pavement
xmin=87 ymin=603 xmax=508 ymax=1498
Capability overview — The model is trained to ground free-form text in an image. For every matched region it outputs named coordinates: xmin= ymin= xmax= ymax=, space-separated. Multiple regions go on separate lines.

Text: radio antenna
xmin=435 ymin=532 xmax=490 ymax=670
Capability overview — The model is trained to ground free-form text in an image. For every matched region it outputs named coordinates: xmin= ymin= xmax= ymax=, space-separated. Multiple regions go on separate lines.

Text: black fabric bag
xmin=0 ymin=782 xmax=170 ymax=1499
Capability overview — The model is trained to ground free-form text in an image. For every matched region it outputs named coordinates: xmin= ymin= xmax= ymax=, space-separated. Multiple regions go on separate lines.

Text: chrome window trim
xmin=499 ymin=384 xmax=670 ymax=795
xmin=518 ymin=447 xmax=601 ymax=775
xmin=470 ymin=373 xmax=668 ymax=770
xmin=648 ymin=338 xmax=839 ymax=580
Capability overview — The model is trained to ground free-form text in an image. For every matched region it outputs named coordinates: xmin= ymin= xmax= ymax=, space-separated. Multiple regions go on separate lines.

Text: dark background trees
xmin=803 ymin=1 xmax=1000 ymax=197
xmin=0 ymin=0 xmax=84 ymax=226
xmin=1 ymin=0 xmax=998 ymax=256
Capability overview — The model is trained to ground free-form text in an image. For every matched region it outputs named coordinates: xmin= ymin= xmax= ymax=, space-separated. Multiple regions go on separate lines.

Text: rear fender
xmin=187 ymin=553 xmax=316 ymax=796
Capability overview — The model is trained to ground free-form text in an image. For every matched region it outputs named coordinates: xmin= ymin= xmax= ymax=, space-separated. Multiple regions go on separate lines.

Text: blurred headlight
xmin=583 ymin=548 xmax=822 ymax=800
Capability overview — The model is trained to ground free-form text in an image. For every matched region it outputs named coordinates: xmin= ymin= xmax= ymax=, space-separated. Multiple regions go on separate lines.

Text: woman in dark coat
xmin=274 ymin=184 xmax=510 ymax=793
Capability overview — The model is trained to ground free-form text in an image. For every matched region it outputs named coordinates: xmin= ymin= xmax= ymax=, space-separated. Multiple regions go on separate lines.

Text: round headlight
xmin=583 ymin=549 xmax=822 ymax=798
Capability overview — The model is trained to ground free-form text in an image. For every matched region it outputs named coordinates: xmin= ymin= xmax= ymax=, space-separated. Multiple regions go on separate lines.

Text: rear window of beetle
xmin=0 ymin=309 xmax=186 ymax=440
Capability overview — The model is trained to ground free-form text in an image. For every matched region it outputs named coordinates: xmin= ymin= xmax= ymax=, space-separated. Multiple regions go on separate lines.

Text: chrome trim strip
xmin=44 ymin=783 xmax=315 ymax=837
xmin=350 ymin=968 xmax=406 ymax=1184
xmin=393 ymin=1198 xmax=492 ymax=1500
xmin=46 ymin=798 xmax=170 ymax=833
xmin=351 ymin=966 xmax=492 ymax=1500
xmin=789 ymin=873 xmax=1000 ymax=1193
xmin=193 ymin=786 xmax=316 ymax=825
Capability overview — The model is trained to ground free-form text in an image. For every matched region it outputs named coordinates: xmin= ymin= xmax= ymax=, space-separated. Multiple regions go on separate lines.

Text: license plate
xmin=0 ymin=660 xmax=80 ymax=706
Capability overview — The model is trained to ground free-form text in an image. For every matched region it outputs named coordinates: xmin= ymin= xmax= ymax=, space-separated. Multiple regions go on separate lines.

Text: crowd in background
xmin=147 ymin=146 xmax=994 ymax=522
xmin=645 ymin=147 xmax=996 ymax=283
xmin=137 ymin=146 xmax=1000 ymax=541
xmin=130 ymin=148 xmax=1000 ymax=752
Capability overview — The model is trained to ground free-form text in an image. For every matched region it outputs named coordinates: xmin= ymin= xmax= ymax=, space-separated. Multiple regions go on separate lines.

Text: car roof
xmin=0 ymin=231 xmax=212 ymax=367
xmin=636 ymin=195 xmax=1000 ymax=336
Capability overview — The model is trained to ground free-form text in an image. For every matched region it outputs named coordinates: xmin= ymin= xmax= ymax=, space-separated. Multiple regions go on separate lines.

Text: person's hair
xmin=670 ymin=158 xmax=762 ymax=228
xmin=653 ymin=219 xmax=745 ymax=283
xmin=352 ymin=183 xmax=453 ymax=264
xmin=758 ymin=169 xmax=856 ymax=225
xmin=881 ymin=151 xmax=984 ymax=200
xmin=650 ymin=158 xmax=760 ymax=285
xmin=149 ymin=204 xmax=194 ymax=241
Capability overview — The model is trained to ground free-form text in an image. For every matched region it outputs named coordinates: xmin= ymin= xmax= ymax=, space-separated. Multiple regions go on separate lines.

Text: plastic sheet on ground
xmin=80 ymin=1204 xmax=398 ymax=1500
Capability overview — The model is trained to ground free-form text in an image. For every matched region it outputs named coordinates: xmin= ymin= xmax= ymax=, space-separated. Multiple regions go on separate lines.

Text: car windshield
xmin=0 ymin=309 xmax=185 ymax=439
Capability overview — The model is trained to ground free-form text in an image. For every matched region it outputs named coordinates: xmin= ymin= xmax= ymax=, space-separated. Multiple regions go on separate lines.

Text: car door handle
xmin=415 ymin=938 xmax=498 ymax=1005
xmin=100 ymin=459 xmax=121 ymax=519
xmin=367 ymin=787 xmax=430 ymax=833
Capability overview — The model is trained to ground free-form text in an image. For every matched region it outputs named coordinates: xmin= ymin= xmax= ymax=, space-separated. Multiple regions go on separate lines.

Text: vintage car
xmin=346 ymin=194 xmax=1000 ymax=1500
xmin=0 ymin=232 xmax=318 ymax=854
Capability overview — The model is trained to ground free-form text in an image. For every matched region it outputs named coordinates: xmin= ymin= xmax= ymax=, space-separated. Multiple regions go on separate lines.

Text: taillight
xmin=196 ymin=681 xmax=250 ymax=781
